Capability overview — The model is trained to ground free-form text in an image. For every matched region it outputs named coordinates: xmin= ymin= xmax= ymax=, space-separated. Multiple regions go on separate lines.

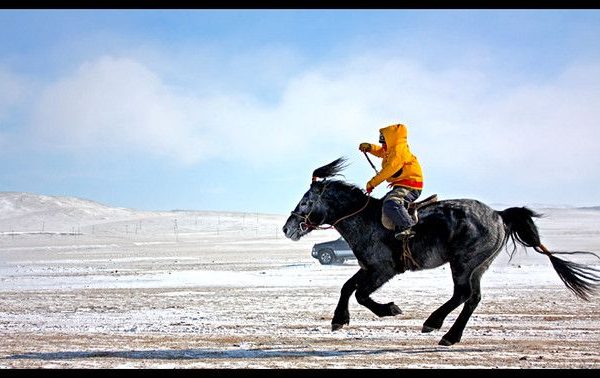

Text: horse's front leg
xmin=331 ymin=269 xmax=364 ymax=331
xmin=355 ymin=267 xmax=402 ymax=318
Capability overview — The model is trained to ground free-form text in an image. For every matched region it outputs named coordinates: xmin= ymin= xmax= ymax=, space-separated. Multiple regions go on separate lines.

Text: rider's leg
xmin=382 ymin=186 xmax=421 ymax=239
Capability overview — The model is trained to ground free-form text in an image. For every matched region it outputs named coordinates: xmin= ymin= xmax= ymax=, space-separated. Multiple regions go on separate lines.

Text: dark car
xmin=311 ymin=237 xmax=356 ymax=265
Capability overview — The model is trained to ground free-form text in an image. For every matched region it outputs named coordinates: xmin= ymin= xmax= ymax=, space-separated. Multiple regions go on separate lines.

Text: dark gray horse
xmin=282 ymin=157 xmax=600 ymax=346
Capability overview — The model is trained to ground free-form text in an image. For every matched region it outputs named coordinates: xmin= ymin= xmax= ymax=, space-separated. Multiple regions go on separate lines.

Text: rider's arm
xmin=368 ymin=144 xmax=385 ymax=158
xmin=367 ymin=148 xmax=406 ymax=188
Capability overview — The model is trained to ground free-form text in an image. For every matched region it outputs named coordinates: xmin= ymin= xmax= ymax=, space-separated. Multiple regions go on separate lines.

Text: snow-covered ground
xmin=1 ymin=192 xmax=599 ymax=368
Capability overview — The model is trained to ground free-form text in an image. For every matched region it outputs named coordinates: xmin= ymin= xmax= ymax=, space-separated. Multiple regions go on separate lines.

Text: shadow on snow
xmin=7 ymin=346 xmax=492 ymax=360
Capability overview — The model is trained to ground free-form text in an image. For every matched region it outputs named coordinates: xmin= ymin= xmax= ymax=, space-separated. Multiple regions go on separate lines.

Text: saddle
xmin=407 ymin=193 xmax=438 ymax=223
xmin=394 ymin=193 xmax=438 ymax=273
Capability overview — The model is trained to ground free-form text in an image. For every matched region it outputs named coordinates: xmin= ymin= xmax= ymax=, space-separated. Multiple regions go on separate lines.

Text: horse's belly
xmin=418 ymin=250 xmax=448 ymax=270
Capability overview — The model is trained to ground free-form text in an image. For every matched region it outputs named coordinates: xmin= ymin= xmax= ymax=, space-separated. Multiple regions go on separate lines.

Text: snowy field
xmin=1 ymin=192 xmax=599 ymax=368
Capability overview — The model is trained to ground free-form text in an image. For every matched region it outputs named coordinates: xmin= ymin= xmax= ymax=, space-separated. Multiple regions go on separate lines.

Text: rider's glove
xmin=359 ymin=143 xmax=371 ymax=152
xmin=366 ymin=182 xmax=375 ymax=194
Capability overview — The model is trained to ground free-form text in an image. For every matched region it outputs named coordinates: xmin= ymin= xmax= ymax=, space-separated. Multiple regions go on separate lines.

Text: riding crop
xmin=363 ymin=152 xmax=379 ymax=174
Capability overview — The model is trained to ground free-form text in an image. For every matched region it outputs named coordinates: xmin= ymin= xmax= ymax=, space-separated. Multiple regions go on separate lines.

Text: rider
xmin=359 ymin=123 xmax=423 ymax=240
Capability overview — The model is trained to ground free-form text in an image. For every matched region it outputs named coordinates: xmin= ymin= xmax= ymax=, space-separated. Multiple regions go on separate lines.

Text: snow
xmin=0 ymin=192 xmax=599 ymax=368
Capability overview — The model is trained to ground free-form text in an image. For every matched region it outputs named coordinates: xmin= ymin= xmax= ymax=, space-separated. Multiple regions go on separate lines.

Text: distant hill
xmin=576 ymin=206 xmax=600 ymax=211
xmin=0 ymin=191 xmax=295 ymax=245
xmin=0 ymin=192 xmax=139 ymax=232
xmin=0 ymin=192 xmax=134 ymax=218
xmin=490 ymin=202 xmax=600 ymax=211
xmin=0 ymin=192 xmax=287 ymax=237
xmin=1 ymin=191 xmax=596 ymax=237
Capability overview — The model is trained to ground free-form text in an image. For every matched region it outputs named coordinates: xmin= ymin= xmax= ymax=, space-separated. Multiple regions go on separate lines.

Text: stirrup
xmin=395 ymin=229 xmax=415 ymax=240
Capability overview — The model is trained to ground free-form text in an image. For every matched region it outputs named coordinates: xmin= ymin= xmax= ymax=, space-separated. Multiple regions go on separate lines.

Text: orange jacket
xmin=365 ymin=123 xmax=423 ymax=190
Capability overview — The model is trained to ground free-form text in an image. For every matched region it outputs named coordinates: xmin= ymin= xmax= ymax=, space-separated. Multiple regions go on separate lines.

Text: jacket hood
xmin=379 ymin=123 xmax=407 ymax=146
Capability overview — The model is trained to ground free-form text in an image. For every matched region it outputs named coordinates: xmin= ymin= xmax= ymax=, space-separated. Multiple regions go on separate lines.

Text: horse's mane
xmin=327 ymin=179 xmax=368 ymax=198
xmin=312 ymin=157 xmax=349 ymax=179
xmin=313 ymin=157 xmax=373 ymax=202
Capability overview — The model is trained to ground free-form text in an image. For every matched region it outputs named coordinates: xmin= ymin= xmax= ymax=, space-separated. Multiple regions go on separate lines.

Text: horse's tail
xmin=498 ymin=206 xmax=600 ymax=301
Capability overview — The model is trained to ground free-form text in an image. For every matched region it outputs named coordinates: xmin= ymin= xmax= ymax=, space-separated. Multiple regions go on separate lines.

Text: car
xmin=311 ymin=236 xmax=356 ymax=265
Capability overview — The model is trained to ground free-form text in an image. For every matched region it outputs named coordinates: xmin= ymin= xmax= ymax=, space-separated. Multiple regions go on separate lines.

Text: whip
xmin=363 ymin=152 xmax=379 ymax=174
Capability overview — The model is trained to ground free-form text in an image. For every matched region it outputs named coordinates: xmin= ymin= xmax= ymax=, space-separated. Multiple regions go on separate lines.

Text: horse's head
xmin=282 ymin=158 xmax=349 ymax=241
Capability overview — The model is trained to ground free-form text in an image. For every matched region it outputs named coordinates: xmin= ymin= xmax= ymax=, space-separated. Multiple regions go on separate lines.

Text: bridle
xmin=290 ymin=176 xmax=371 ymax=232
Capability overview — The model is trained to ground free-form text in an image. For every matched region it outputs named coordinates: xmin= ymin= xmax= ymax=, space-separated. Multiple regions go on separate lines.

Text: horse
xmin=282 ymin=157 xmax=600 ymax=346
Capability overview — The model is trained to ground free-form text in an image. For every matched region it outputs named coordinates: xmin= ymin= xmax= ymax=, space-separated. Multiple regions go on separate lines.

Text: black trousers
xmin=382 ymin=186 xmax=422 ymax=231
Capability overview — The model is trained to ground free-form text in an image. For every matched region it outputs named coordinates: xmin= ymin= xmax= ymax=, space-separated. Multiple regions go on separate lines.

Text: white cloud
xmin=27 ymin=52 xmax=600 ymax=191
xmin=465 ymin=62 xmax=600 ymax=183
xmin=273 ymin=55 xmax=600 ymax=186
xmin=0 ymin=66 xmax=28 ymax=151
xmin=0 ymin=65 xmax=26 ymax=121
xmin=31 ymin=56 xmax=212 ymax=164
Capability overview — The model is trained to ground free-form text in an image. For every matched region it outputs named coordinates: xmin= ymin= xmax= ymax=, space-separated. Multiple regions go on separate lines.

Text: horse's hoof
xmin=389 ymin=304 xmax=402 ymax=316
xmin=331 ymin=323 xmax=345 ymax=331
xmin=438 ymin=338 xmax=454 ymax=346
xmin=421 ymin=325 xmax=438 ymax=333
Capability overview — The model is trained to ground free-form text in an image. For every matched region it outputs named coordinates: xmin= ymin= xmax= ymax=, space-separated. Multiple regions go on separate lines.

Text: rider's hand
xmin=359 ymin=143 xmax=371 ymax=152
xmin=366 ymin=182 xmax=374 ymax=194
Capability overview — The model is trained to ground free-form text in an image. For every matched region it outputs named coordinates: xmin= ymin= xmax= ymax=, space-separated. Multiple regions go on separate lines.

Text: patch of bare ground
xmin=2 ymin=220 xmax=600 ymax=368
xmin=1 ymin=283 xmax=599 ymax=368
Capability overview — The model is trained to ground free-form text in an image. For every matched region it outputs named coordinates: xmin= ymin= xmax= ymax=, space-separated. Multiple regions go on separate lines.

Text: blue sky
xmin=1 ymin=9 xmax=600 ymax=214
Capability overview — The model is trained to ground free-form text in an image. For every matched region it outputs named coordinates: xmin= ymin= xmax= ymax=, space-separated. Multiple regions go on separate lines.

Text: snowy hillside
xmin=2 ymin=192 xmax=599 ymax=249
xmin=1 ymin=191 xmax=599 ymax=265
xmin=0 ymin=192 xmax=138 ymax=232
xmin=1 ymin=192 xmax=600 ymax=368
xmin=0 ymin=191 xmax=330 ymax=245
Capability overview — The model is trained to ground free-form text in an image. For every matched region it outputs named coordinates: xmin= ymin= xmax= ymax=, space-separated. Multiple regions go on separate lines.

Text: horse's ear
xmin=310 ymin=178 xmax=327 ymax=193
xmin=311 ymin=177 xmax=327 ymax=188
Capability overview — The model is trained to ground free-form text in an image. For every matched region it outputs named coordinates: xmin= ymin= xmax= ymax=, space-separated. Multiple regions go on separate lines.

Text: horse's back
xmin=419 ymin=198 xmax=500 ymax=223
xmin=415 ymin=198 xmax=506 ymax=259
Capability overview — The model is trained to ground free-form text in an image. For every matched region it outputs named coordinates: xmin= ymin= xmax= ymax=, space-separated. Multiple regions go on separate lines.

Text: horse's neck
xmin=332 ymin=200 xmax=382 ymax=248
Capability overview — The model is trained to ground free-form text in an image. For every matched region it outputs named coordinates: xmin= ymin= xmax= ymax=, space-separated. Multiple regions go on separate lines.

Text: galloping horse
xmin=282 ymin=157 xmax=600 ymax=346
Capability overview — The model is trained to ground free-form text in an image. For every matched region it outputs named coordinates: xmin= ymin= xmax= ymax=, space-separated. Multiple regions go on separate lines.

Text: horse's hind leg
xmin=331 ymin=269 xmax=363 ymax=331
xmin=437 ymin=245 xmax=501 ymax=345
xmin=422 ymin=242 xmax=500 ymax=335
xmin=438 ymin=269 xmax=484 ymax=346
xmin=421 ymin=273 xmax=472 ymax=334
xmin=423 ymin=248 xmax=498 ymax=345
xmin=354 ymin=268 xmax=402 ymax=318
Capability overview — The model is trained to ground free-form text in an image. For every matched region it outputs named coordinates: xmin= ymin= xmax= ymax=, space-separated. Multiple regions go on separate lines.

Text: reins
xmin=309 ymin=194 xmax=371 ymax=231
xmin=291 ymin=177 xmax=371 ymax=232
xmin=292 ymin=151 xmax=379 ymax=232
